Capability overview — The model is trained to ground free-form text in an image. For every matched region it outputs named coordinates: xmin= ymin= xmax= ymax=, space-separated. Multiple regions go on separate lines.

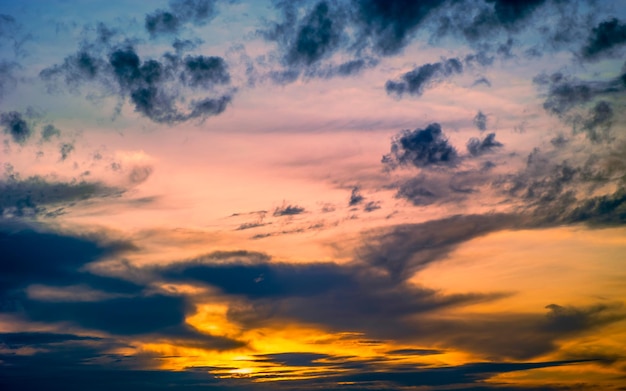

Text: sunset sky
xmin=1 ymin=0 xmax=626 ymax=389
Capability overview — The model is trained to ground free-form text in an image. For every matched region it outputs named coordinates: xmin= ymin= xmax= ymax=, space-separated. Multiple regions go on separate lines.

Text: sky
xmin=1 ymin=0 xmax=626 ymax=389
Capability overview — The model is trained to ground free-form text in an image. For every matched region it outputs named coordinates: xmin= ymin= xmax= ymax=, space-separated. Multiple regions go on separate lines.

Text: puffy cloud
xmin=382 ymin=123 xmax=458 ymax=169
xmin=1 ymin=111 xmax=32 ymax=145
xmin=41 ymin=42 xmax=234 ymax=124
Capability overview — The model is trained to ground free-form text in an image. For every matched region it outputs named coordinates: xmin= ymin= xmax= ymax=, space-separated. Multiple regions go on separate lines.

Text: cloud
xmin=473 ymin=110 xmax=487 ymax=131
xmin=466 ymin=132 xmax=503 ymax=156
xmin=348 ymin=186 xmax=364 ymax=206
xmin=534 ymin=70 xmax=625 ymax=142
xmin=385 ymin=58 xmax=463 ymax=97
xmin=581 ymin=100 xmax=614 ymax=142
xmin=40 ymin=124 xmax=61 ymax=142
xmin=159 ymin=247 xmax=507 ymax=341
xmin=352 ymin=0 xmax=449 ymax=56
xmin=284 ymin=1 xmax=344 ymax=67
xmin=273 ymin=204 xmax=305 ymax=216
xmin=0 ymin=174 xmax=123 ymax=218
xmin=487 ymin=0 xmax=547 ymax=28
xmin=0 ymin=223 xmax=135 ymax=300
xmin=59 ymin=142 xmax=75 ymax=161
xmin=0 ymin=337 xmax=228 ymax=391
xmin=0 ymin=224 xmax=246 ymax=353
xmin=41 ymin=40 xmax=234 ymax=124
xmin=363 ymin=201 xmax=380 ymax=212
xmin=382 ymin=123 xmax=458 ymax=169
xmin=146 ymin=0 xmax=218 ymax=37
xmin=581 ymin=18 xmax=626 ymax=60
xmin=1 ymin=111 xmax=32 ymax=145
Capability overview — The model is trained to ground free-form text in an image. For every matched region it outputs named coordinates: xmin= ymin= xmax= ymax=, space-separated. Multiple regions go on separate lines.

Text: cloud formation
xmin=581 ymin=18 xmax=626 ymax=60
xmin=41 ymin=36 xmax=233 ymax=124
xmin=382 ymin=123 xmax=458 ymax=169
xmin=146 ymin=0 xmax=218 ymax=37
xmin=466 ymin=132 xmax=503 ymax=156
xmin=385 ymin=58 xmax=463 ymax=97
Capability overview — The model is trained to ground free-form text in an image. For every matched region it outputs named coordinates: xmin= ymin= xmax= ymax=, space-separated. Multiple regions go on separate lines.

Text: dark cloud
xmin=273 ymin=204 xmax=305 ymax=216
xmin=358 ymin=213 xmax=522 ymax=282
xmin=562 ymin=187 xmax=626 ymax=226
xmin=182 ymin=55 xmax=230 ymax=88
xmin=385 ymin=58 xmax=463 ymax=97
xmin=0 ymin=174 xmax=122 ymax=218
xmin=40 ymin=50 xmax=107 ymax=89
xmin=146 ymin=11 xmax=181 ymax=36
xmin=0 ymin=224 xmax=245 ymax=353
xmin=352 ymin=0 xmax=451 ymax=56
xmin=466 ymin=132 xmax=503 ymax=156
xmin=0 ymin=332 xmax=100 ymax=347
xmin=1 ymin=111 xmax=32 ymax=145
xmin=41 ymin=41 xmax=234 ymax=124
xmin=0 ymin=223 xmax=135 ymax=300
xmin=348 ymin=186 xmax=364 ymax=206
xmin=146 ymin=0 xmax=217 ymax=37
xmin=286 ymin=1 xmax=344 ymax=67
xmin=305 ymin=57 xmax=379 ymax=79
xmin=154 ymin=212 xmax=626 ymax=361
xmin=487 ymin=0 xmax=547 ymax=28
xmin=382 ymin=123 xmax=458 ymax=169
xmin=473 ymin=110 xmax=487 ymax=131
xmin=581 ymin=18 xmax=626 ymax=60
xmin=534 ymin=70 xmax=625 ymax=142
xmin=580 ymin=100 xmax=614 ymax=143
xmin=159 ymin=247 xmax=507 ymax=342
xmin=0 ymin=338 xmax=229 ymax=391
xmin=261 ymin=1 xmax=362 ymax=82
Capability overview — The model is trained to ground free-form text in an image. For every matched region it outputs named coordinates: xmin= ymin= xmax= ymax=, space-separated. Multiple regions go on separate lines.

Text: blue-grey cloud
xmin=466 ymin=132 xmax=503 ymax=156
xmin=273 ymin=204 xmax=305 ymax=216
xmin=382 ymin=123 xmax=458 ymax=169
xmin=385 ymin=58 xmax=463 ymax=97
xmin=348 ymin=186 xmax=364 ymax=206
xmin=146 ymin=0 xmax=218 ymax=37
xmin=581 ymin=18 xmax=626 ymax=60
xmin=41 ymin=40 xmax=233 ymax=124
xmin=473 ymin=110 xmax=487 ymax=131
xmin=1 ymin=111 xmax=32 ymax=145
xmin=352 ymin=0 xmax=453 ymax=56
